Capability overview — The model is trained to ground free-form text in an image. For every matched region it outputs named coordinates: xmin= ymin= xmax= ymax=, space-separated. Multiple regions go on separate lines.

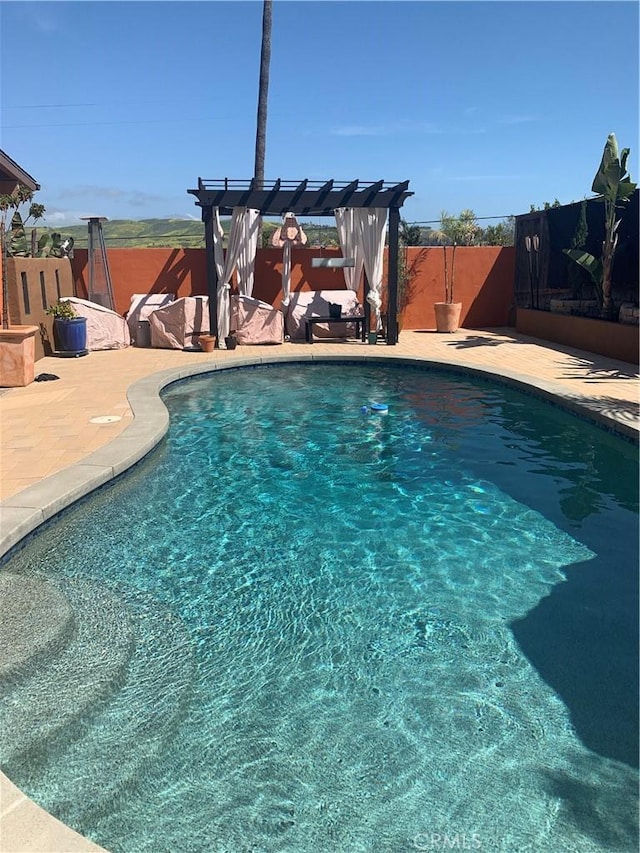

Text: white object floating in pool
xmin=90 ymin=415 xmax=122 ymax=424
xmin=370 ymin=403 xmax=389 ymax=414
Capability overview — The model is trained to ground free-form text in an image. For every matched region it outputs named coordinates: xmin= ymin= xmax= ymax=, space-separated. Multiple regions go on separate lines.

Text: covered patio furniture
xmin=231 ymin=294 xmax=283 ymax=345
xmin=63 ymin=297 xmax=130 ymax=351
xmin=126 ymin=293 xmax=175 ymax=346
xmin=149 ymin=296 xmax=210 ymax=349
xmin=285 ymin=290 xmax=364 ymax=341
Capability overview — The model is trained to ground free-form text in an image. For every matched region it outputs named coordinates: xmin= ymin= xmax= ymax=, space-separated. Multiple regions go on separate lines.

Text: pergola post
xmin=363 ymin=270 xmax=371 ymax=335
xmin=387 ymin=206 xmax=400 ymax=345
xmin=202 ymin=205 xmax=218 ymax=337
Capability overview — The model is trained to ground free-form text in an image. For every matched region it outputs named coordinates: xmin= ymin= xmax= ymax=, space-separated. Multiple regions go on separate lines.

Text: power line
xmin=2 ymin=116 xmax=225 ymax=129
xmin=409 ymin=215 xmax=516 ymax=225
xmin=4 ymin=103 xmax=98 ymax=109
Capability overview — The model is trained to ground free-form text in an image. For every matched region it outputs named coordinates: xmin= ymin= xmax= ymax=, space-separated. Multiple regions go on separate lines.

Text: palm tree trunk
xmin=254 ymin=0 xmax=272 ymax=191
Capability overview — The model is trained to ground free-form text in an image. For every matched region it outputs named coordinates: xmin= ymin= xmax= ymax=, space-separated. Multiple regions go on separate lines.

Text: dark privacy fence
xmin=514 ymin=190 xmax=639 ymax=309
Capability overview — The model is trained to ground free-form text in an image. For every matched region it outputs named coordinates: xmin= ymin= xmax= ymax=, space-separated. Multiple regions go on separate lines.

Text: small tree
xmin=432 ymin=209 xmax=481 ymax=303
xmin=396 ymin=224 xmax=420 ymax=315
xmin=564 ymin=133 xmax=636 ymax=319
xmin=0 ymin=186 xmax=45 ymax=329
xmin=482 ymin=216 xmax=515 ymax=246
xmin=400 ymin=219 xmax=423 ymax=246
xmin=529 ymin=199 xmax=561 ymax=212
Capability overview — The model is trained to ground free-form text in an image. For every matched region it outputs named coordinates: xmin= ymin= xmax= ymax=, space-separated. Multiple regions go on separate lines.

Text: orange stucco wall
xmin=72 ymin=248 xmax=208 ymax=316
xmin=71 ymin=246 xmax=515 ymax=329
xmin=396 ymin=246 xmax=514 ymax=329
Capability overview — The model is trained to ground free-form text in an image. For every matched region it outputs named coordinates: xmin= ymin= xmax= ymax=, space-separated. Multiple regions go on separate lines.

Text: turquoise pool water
xmin=1 ymin=363 xmax=638 ymax=853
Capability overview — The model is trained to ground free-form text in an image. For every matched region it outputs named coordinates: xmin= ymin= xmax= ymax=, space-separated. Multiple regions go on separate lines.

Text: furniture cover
xmin=285 ymin=290 xmax=364 ymax=340
xmin=63 ymin=297 xmax=130 ymax=351
xmin=127 ymin=293 xmax=175 ymax=346
xmin=149 ymin=296 xmax=210 ymax=349
xmin=231 ymin=295 xmax=284 ymax=345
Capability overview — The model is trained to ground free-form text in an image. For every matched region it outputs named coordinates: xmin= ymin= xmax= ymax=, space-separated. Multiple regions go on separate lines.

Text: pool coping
xmin=0 ymin=349 xmax=638 ymax=853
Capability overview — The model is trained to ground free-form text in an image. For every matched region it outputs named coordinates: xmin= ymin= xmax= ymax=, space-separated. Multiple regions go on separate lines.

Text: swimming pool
xmin=1 ymin=363 xmax=638 ymax=852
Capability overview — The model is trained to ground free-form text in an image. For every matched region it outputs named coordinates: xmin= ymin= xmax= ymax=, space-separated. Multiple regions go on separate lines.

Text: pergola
xmin=187 ymin=178 xmax=413 ymax=345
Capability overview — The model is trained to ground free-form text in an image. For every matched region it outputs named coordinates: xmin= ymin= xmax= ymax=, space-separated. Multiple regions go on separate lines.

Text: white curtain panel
xmin=356 ymin=208 xmax=388 ymax=328
xmin=213 ymin=209 xmax=225 ymax=281
xmin=334 ymin=207 xmax=364 ymax=292
xmin=216 ymin=207 xmax=249 ymax=344
xmin=237 ymin=209 xmax=260 ymax=297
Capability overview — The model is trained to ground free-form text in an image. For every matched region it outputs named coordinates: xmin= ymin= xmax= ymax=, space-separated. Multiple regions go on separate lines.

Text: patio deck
xmin=0 ymin=327 xmax=638 ymax=852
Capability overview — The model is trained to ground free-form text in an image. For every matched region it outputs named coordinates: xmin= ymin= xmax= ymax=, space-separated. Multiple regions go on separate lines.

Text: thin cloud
xmin=57 ymin=186 xmax=164 ymax=205
xmin=497 ymin=114 xmax=539 ymax=125
xmin=452 ymin=175 xmax=522 ymax=181
xmin=331 ymin=125 xmax=395 ymax=137
xmin=30 ymin=11 xmax=58 ymax=34
xmin=42 ymin=210 xmax=94 ymax=226
xmin=331 ymin=121 xmax=444 ymax=137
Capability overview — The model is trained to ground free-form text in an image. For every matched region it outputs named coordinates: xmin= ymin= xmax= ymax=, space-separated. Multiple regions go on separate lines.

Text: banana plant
xmin=564 ymin=133 xmax=636 ymax=318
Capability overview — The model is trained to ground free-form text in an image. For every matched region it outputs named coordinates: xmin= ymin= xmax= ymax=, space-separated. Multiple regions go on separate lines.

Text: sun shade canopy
xmin=187 ymin=178 xmax=413 ymax=217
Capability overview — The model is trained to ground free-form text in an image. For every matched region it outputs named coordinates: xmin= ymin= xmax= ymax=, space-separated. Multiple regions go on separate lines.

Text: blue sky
xmin=1 ymin=0 xmax=638 ymax=227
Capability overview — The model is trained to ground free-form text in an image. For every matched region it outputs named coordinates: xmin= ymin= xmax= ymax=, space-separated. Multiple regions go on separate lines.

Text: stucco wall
xmin=3 ymin=257 xmax=75 ymax=360
xmin=71 ymin=246 xmax=516 ymax=329
xmin=516 ymin=308 xmax=639 ymax=365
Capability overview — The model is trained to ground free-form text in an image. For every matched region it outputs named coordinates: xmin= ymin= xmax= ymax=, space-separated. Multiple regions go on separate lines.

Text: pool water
xmin=1 ymin=364 xmax=638 ymax=853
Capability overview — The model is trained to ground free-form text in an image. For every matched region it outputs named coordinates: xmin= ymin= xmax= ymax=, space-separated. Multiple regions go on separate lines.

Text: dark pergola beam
xmin=187 ymin=179 xmax=413 ymax=217
xmin=334 ymin=179 xmax=359 ymax=209
xmin=358 ymin=179 xmax=384 ymax=207
xmin=262 ymin=178 xmax=282 ymax=212
xmin=289 ymin=179 xmax=308 ymax=209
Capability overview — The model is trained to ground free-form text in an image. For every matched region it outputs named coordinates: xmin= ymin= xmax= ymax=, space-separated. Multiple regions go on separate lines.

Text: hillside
xmin=39 ymin=218 xmax=207 ymax=249
xmin=39 ymin=218 xmax=342 ymax=250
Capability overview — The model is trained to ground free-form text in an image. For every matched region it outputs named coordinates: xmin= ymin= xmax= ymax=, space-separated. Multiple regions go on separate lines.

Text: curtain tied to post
xmin=212 ymin=207 xmax=260 ymax=345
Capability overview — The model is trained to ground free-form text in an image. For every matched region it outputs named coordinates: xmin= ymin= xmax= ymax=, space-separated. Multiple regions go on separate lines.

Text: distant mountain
xmin=38 ymin=217 xmax=341 ymax=249
xmin=39 ymin=218 xmax=206 ymax=249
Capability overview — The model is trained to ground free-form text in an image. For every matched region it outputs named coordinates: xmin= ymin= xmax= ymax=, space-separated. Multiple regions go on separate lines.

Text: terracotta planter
xmin=198 ymin=335 xmax=216 ymax=353
xmin=434 ymin=302 xmax=462 ymax=333
xmin=0 ymin=325 xmax=38 ymax=387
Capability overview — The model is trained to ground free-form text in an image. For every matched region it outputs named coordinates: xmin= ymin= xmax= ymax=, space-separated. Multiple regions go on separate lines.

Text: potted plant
xmin=46 ymin=299 xmax=88 ymax=354
xmin=435 ymin=240 xmax=461 ymax=332
xmin=432 ymin=209 xmax=479 ymax=332
xmin=563 ymin=133 xmax=636 ymax=320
